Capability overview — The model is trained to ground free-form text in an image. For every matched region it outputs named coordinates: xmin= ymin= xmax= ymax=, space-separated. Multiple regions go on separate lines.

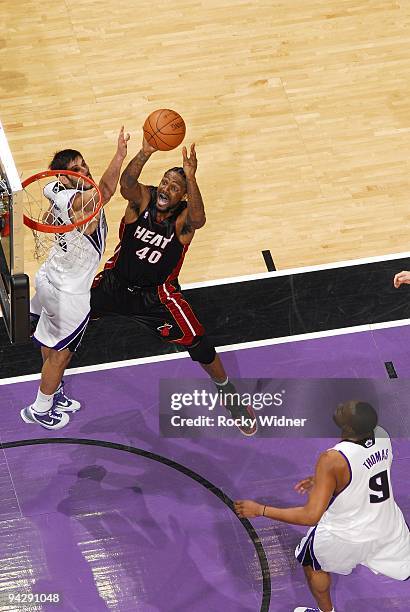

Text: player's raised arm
xmin=175 ymin=144 xmax=206 ymax=245
xmin=72 ymin=127 xmax=129 ymax=217
xmin=182 ymin=143 xmax=206 ymax=229
xmin=98 ymin=126 xmax=130 ymax=205
xmin=120 ymin=137 xmax=156 ymax=210
xmin=234 ymin=451 xmax=340 ymax=526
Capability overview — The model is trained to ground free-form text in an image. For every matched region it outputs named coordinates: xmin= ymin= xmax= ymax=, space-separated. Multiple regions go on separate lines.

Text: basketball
xmin=143 ymin=109 xmax=186 ymax=151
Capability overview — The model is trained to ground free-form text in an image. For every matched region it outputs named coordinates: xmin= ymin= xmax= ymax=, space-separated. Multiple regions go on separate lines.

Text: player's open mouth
xmin=158 ymin=193 xmax=169 ymax=205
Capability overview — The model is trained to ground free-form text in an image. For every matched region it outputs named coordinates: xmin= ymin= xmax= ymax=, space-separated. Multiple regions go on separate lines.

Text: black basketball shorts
xmin=91 ymin=268 xmax=204 ymax=346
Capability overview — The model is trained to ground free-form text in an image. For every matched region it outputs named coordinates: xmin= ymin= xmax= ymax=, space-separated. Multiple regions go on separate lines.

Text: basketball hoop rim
xmin=22 ymin=169 xmax=103 ymax=234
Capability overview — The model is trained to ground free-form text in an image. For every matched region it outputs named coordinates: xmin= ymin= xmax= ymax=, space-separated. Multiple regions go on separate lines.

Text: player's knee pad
xmin=187 ymin=335 xmax=216 ymax=364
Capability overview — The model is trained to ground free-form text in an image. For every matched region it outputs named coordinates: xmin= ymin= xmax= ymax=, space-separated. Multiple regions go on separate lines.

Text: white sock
xmin=214 ymin=377 xmax=229 ymax=386
xmin=33 ymin=389 xmax=54 ymax=414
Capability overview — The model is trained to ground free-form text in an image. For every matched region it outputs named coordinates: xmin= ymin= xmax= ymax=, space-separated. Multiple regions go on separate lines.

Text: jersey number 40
xmin=136 ymin=247 xmax=162 ymax=264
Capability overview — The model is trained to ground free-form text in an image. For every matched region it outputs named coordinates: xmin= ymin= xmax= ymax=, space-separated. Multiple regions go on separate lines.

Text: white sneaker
xmin=53 ymin=381 xmax=81 ymax=413
xmin=21 ymin=404 xmax=70 ymax=430
xmin=294 ymin=608 xmax=321 ymax=612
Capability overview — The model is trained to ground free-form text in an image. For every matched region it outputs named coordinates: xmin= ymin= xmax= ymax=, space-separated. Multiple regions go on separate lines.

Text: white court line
xmin=1 ymin=317 xmax=409 ymax=386
xmin=183 ymin=250 xmax=410 ymax=290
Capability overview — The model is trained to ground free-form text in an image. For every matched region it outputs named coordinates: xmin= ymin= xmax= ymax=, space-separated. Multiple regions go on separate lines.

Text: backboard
xmin=0 ymin=119 xmax=30 ymax=344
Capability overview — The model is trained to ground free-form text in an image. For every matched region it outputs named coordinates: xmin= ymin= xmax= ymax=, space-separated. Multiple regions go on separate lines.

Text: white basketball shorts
xmin=30 ymin=266 xmax=90 ymax=352
xmin=296 ymin=522 xmax=410 ymax=581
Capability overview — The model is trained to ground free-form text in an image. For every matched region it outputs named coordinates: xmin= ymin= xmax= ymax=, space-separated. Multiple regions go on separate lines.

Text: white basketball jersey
xmin=319 ymin=426 xmax=408 ymax=543
xmin=40 ymin=181 xmax=107 ymax=294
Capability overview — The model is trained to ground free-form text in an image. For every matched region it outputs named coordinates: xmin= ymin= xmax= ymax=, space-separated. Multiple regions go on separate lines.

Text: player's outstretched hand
xmin=234 ymin=499 xmax=264 ymax=518
xmin=142 ymin=136 xmax=157 ymax=157
xmin=294 ymin=476 xmax=314 ymax=494
xmin=182 ymin=143 xmax=197 ymax=179
xmin=393 ymin=271 xmax=410 ymax=288
xmin=117 ymin=126 xmax=130 ymax=159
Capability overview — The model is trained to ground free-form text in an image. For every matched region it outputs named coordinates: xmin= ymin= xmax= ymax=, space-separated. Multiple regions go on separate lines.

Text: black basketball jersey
xmin=110 ymin=187 xmax=188 ymax=287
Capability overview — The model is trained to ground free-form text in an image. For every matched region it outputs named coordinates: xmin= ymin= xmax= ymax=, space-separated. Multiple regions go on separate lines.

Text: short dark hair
xmin=351 ymin=401 xmax=378 ymax=436
xmin=166 ymin=166 xmax=186 ymax=186
xmin=49 ymin=149 xmax=82 ymax=170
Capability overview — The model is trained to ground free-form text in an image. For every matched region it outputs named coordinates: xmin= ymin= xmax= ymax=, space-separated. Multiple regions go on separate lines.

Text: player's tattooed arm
xmin=122 ymin=150 xmax=149 ymax=186
xmin=176 ymin=208 xmax=196 ymax=243
xmin=185 ymin=181 xmax=206 ymax=229
xmin=128 ymin=200 xmax=140 ymax=214
xmin=182 ymin=144 xmax=206 ymax=230
xmin=120 ymin=137 xmax=156 ymax=204
xmin=123 ymin=195 xmax=146 ymax=224
xmin=180 ymin=217 xmax=193 ymax=235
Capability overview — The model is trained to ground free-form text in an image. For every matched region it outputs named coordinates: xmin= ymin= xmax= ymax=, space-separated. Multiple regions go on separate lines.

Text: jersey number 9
xmin=369 ymin=469 xmax=390 ymax=504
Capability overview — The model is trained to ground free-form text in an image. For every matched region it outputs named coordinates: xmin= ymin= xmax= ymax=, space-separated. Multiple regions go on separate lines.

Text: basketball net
xmin=22 ymin=170 xmax=103 ymax=263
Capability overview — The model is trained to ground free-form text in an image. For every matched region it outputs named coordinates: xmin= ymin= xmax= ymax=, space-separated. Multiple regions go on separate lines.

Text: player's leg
xmin=25 ymin=279 xmax=68 ymax=425
xmin=196 ymin=351 xmax=226 ymax=382
xmin=39 ymin=347 xmax=72 ymax=394
xmin=41 ymin=346 xmax=50 ymax=361
xmin=294 ymin=525 xmax=362 ymax=612
xmin=23 ymin=340 xmax=84 ymax=429
xmin=39 ymin=346 xmax=79 ymax=412
xmin=21 ymin=346 xmax=72 ymax=430
xmin=148 ymin=286 xmax=257 ymax=435
xmin=298 ymin=565 xmax=334 ymax=612
xmin=185 ymin=336 xmax=257 ymax=436
xmin=23 ymin=271 xmax=68 ymax=427
xmin=22 ymin=279 xmax=89 ymax=429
